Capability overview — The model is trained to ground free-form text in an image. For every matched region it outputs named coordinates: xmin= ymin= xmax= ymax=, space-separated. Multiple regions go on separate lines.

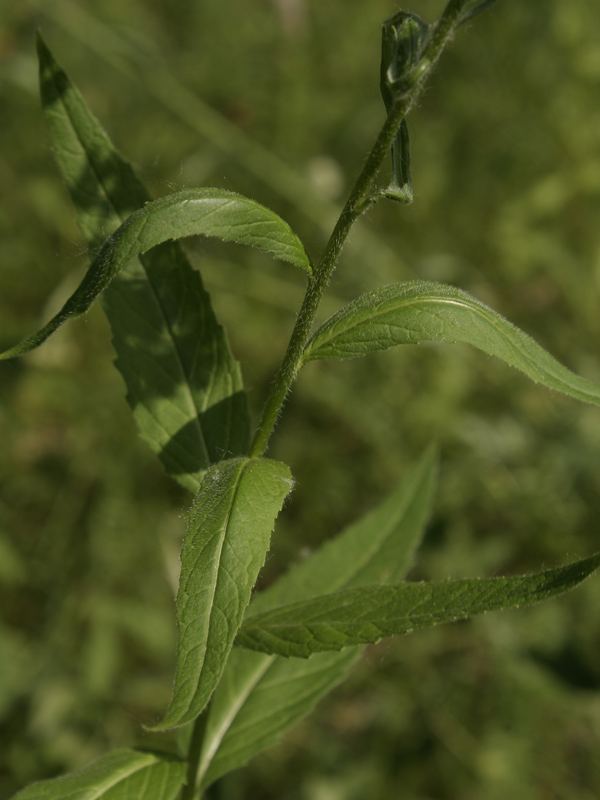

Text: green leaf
xmin=197 ymin=648 xmax=359 ymax=789
xmin=196 ymin=450 xmax=436 ymax=787
xmin=303 ymin=281 xmax=600 ymax=407
xmin=12 ymin=749 xmax=186 ymax=800
xmin=33 ymin=34 xmax=252 ymax=491
xmin=236 ymin=553 xmax=600 ymax=658
xmin=150 ymin=457 xmax=293 ymax=731
xmin=0 ymin=186 xmax=311 ymax=360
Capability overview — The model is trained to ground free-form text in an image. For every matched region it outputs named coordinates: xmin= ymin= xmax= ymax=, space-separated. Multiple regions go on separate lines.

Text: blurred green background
xmin=2 ymin=0 xmax=600 ymax=797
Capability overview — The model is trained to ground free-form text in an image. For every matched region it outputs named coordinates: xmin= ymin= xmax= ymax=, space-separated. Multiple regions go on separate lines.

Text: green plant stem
xmin=250 ymin=0 xmax=472 ymax=458
xmin=181 ymin=710 xmax=209 ymax=800
xmin=250 ymin=106 xmax=403 ymax=457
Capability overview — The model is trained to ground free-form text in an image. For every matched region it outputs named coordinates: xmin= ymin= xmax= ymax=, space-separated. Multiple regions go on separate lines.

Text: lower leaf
xmin=236 ymin=553 xmax=600 ymax=658
xmin=149 ymin=457 xmax=293 ymax=731
xmin=12 ymin=749 xmax=186 ymax=800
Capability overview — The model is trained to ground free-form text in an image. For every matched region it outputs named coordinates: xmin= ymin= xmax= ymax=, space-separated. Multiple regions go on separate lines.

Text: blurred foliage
xmin=1 ymin=0 xmax=600 ymax=797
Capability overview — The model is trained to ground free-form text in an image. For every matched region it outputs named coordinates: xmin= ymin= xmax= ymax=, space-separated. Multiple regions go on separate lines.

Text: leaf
xmin=302 ymin=281 xmax=600 ymax=408
xmin=12 ymin=749 xmax=186 ymax=800
xmin=33 ymin=34 xmax=252 ymax=491
xmin=236 ymin=553 xmax=600 ymax=658
xmin=150 ymin=457 xmax=293 ymax=731
xmin=0 ymin=186 xmax=311 ymax=360
xmin=197 ymin=648 xmax=359 ymax=789
xmin=196 ymin=450 xmax=436 ymax=787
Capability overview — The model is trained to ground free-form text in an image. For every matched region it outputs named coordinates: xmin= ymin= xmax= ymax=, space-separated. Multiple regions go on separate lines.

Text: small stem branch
xmin=250 ymin=0 xmax=478 ymax=458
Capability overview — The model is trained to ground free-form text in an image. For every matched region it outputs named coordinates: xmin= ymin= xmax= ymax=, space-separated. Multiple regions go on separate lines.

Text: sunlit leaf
xmin=12 ymin=749 xmax=186 ymax=800
xmin=236 ymin=553 xmax=600 ymax=658
xmin=150 ymin=457 xmax=293 ymax=731
xmin=196 ymin=450 xmax=436 ymax=787
xmin=303 ymin=281 xmax=600 ymax=407
xmin=0 ymin=187 xmax=311 ymax=361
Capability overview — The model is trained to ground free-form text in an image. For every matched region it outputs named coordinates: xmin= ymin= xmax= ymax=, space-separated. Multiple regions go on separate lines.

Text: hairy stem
xmin=250 ymin=0 xmax=471 ymax=458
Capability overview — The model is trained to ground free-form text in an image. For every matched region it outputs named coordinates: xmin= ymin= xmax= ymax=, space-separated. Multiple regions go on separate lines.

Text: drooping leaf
xmin=196 ymin=450 xmax=437 ymax=787
xmin=236 ymin=553 xmax=600 ymax=658
xmin=0 ymin=187 xmax=311 ymax=361
xmin=302 ymin=281 xmax=600 ymax=407
xmin=12 ymin=749 xmax=186 ymax=800
xmin=33 ymin=34 xmax=253 ymax=491
xmin=150 ymin=457 xmax=293 ymax=731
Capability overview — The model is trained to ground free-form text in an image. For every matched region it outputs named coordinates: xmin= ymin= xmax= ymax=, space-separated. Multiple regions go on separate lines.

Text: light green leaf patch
xmin=12 ymin=749 xmax=186 ymax=800
xmin=195 ymin=449 xmax=437 ymax=788
xmin=236 ymin=553 xmax=600 ymax=658
xmin=302 ymin=281 xmax=600 ymax=407
xmin=34 ymin=34 xmax=254 ymax=491
xmin=150 ymin=457 xmax=293 ymax=731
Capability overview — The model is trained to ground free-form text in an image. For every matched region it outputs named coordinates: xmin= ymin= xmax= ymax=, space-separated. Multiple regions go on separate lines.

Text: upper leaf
xmin=196 ymin=449 xmax=437 ymax=787
xmin=0 ymin=187 xmax=312 ymax=363
xmin=11 ymin=749 xmax=186 ymax=800
xmin=236 ymin=553 xmax=600 ymax=658
xmin=150 ymin=456 xmax=293 ymax=731
xmin=34 ymin=34 xmax=252 ymax=490
xmin=303 ymin=281 xmax=600 ymax=408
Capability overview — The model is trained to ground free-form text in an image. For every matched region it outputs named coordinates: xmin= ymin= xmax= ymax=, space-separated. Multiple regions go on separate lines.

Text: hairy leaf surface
xmin=196 ymin=450 xmax=436 ymax=787
xmin=30 ymin=35 xmax=253 ymax=490
xmin=151 ymin=457 xmax=293 ymax=731
xmin=12 ymin=749 xmax=186 ymax=800
xmin=0 ymin=187 xmax=311 ymax=360
xmin=236 ymin=553 xmax=600 ymax=658
xmin=303 ymin=281 xmax=600 ymax=407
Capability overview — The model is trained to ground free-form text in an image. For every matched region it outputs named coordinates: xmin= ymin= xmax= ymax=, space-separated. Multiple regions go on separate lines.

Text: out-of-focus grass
xmin=1 ymin=1 xmax=600 ymax=798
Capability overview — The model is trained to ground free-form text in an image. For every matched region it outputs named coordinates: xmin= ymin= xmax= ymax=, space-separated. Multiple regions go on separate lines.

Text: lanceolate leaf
xmin=150 ymin=457 xmax=293 ymax=731
xmin=32 ymin=34 xmax=254 ymax=491
xmin=0 ymin=187 xmax=311 ymax=361
xmin=196 ymin=450 xmax=436 ymax=788
xmin=236 ymin=553 xmax=600 ymax=658
xmin=12 ymin=749 xmax=186 ymax=800
xmin=303 ymin=281 xmax=600 ymax=408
